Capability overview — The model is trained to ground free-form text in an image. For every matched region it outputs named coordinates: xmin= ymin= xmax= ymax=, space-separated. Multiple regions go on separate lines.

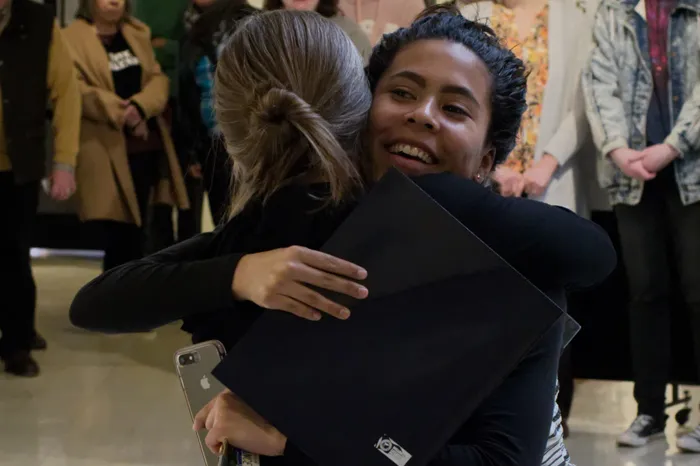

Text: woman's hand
xmin=232 ymin=246 xmax=369 ymax=321
xmin=124 ymin=103 xmax=143 ymax=128
xmin=194 ymin=390 xmax=287 ymax=457
xmin=131 ymin=120 xmax=149 ymax=140
xmin=492 ymin=165 xmax=525 ymax=197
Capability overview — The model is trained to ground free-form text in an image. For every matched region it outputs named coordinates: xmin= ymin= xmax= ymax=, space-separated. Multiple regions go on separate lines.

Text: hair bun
xmin=252 ymin=86 xmax=312 ymax=129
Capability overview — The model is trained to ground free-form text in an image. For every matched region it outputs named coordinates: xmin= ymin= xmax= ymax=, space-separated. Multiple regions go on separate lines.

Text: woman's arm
xmin=431 ymin=318 xmax=564 ymax=466
xmin=74 ymin=70 xmax=125 ymax=127
xmin=129 ymin=28 xmax=170 ymax=119
xmin=69 ymin=230 xmax=243 ymax=333
xmin=541 ymin=84 xmax=591 ymax=168
xmin=413 ymin=173 xmax=617 ymax=291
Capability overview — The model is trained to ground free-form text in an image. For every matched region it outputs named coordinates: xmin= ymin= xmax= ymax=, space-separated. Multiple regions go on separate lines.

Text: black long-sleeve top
xmin=70 ymin=172 xmax=616 ymax=466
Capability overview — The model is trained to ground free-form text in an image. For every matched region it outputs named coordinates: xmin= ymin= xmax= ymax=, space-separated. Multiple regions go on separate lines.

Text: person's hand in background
xmin=609 ymin=148 xmax=655 ymax=181
xmin=492 ymin=165 xmax=525 ymax=197
xmin=151 ymin=37 xmax=168 ymax=48
xmin=188 ymin=163 xmax=203 ymax=179
xmin=114 ymin=103 xmax=127 ymax=129
xmin=131 ymin=120 xmax=149 ymax=140
xmin=48 ymin=167 xmax=76 ymax=201
xmin=194 ymin=390 xmax=287 ymax=457
xmin=641 ymin=143 xmax=679 ymax=174
xmin=232 ymin=246 xmax=369 ymax=321
xmin=123 ymin=101 xmax=142 ymax=129
xmin=524 ymin=154 xmax=558 ymax=197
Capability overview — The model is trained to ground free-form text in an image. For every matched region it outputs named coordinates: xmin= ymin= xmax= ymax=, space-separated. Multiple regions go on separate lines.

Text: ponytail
xmin=212 ymin=10 xmax=372 ymax=218
xmin=223 ymin=85 xmax=362 ymax=217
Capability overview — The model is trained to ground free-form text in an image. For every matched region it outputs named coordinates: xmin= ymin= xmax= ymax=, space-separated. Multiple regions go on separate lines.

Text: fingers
xmin=629 ymin=166 xmax=656 ymax=181
xmin=511 ymin=176 xmax=525 ymax=198
xmin=292 ymin=260 xmax=368 ymax=299
xmin=628 ymin=151 xmax=647 ymax=162
xmin=524 ymin=176 xmax=545 ymax=197
xmin=272 ymin=294 xmax=323 ymax=321
xmin=204 ymin=429 xmax=224 ymax=455
xmin=496 ymin=173 xmax=524 ymax=197
xmin=50 ymin=186 xmax=69 ymax=201
xmin=193 ymin=397 xmax=216 ymax=431
xmin=49 ymin=178 xmax=75 ymax=201
xmin=293 ymin=246 xmax=367 ymax=280
xmin=524 ymin=183 xmax=542 ymax=197
xmin=280 ymin=281 xmax=352 ymax=320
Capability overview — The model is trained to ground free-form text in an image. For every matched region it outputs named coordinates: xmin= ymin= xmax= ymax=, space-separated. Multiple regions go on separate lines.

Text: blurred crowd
xmin=1 ymin=0 xmax=700 ymax=456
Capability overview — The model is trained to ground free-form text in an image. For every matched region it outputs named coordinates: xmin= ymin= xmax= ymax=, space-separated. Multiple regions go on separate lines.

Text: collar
xmin=621 ymin=0 xmax=699 ymax=11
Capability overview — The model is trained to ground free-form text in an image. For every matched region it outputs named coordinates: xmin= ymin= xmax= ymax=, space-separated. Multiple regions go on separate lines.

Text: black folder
xmin=212 ymin=169 xmax=575 ymax=466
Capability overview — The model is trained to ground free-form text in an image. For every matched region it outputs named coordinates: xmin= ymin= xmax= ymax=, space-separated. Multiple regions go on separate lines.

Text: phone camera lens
xmin=179 ymin=355 xmax=188 ymax=365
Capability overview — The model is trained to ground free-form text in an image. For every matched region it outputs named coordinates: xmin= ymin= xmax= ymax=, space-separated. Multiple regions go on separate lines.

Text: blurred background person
xmin=583 ymin=0 xmax=700 ymax=452
xmin=0 ymin=0 xmax=80 ymax=377
xmin=132 ymin=0 xmax=194 ymax=252
xmin=183 ymin=0 xmax=216 ymax=33
xmin=460 ymin=0 xmax=598 ymax=439
xmin=63 ymin=0 xmax=189 ymax=272
xmin=338 ymin=0 xmax=425 ymax=44
xmin=178 ymin=0 xmax=259 ymax=228
xmin=264 ymin=0 xmax=372 ymax=62
xmin=133 ymin=0 xmax=188 ymax=92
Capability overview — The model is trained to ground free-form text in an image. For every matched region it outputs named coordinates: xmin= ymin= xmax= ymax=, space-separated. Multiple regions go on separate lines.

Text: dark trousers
xmin=148 ymin=173 xmax=204 ymax=252
xmin=91 ymin=153 xmax=159 ymax=271
xmin=0 ymin=172 xmax=39 ymax=353
xmin=614 ymin=167 xmax=700 ymax=419
xmin=148 ymin=141 xmax=231 ymax=251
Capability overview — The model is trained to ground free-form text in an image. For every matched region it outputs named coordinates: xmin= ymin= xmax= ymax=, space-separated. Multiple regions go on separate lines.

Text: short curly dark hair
xmin=366 ymin=3 xmax=528 ymax=167
xmin=263 ymin=0 xmax=339 ymax=18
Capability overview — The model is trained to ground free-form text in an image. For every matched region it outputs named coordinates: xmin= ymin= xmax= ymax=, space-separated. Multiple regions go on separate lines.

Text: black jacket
xmin=0 ymin=0 xmax=54 ymax=184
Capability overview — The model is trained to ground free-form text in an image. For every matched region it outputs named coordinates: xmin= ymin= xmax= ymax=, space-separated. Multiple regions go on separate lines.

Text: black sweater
xmin=70 ymin=173 xmax=616 ymax=466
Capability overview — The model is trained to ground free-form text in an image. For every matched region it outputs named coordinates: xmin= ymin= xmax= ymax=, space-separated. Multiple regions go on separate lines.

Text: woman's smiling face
xmin=369 ymin=39 xmax=495 ymax=181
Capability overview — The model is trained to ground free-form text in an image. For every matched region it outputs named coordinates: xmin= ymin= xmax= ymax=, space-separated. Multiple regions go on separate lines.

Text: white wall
xmin=61 ymin=0 xmax=80 ymax=24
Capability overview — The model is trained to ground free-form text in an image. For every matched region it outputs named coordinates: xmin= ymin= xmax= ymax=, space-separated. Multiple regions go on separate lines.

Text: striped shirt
xmin=543 ymin=384 xmax=573 ymax=466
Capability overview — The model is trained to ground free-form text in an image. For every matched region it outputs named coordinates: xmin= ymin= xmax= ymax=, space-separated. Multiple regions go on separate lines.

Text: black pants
xmin=148 ymin=173 xmax=203 ymax=252
xmin=615 ymin=167 xmax=700 ymax=419
xmin=0 ymin=172 xmax=39 ymax=353
xmin=92 ymin=153 xmax=159 ymax=271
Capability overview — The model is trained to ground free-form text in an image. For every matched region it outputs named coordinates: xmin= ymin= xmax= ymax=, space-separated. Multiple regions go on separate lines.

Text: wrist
xmin=231 ymin=255 xmax=251 ymax=301
xmin=541 ymin=153 xmax=559 ymax=173
xmin=275 ymin=431 xmax=288 ymax=457
xmin=666 ymin=144 xmax=681 ymax=160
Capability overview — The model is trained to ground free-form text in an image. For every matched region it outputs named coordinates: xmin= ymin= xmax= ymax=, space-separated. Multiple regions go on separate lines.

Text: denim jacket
xmin=582 ymin=0 xmax=700 ymax=206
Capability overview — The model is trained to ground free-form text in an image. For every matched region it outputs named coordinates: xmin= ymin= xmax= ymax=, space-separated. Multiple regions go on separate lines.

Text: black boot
xmin=2 ymin=350 xmax=40 ymax=377
xmin=31 ymin=332 xmax=47 ymax=351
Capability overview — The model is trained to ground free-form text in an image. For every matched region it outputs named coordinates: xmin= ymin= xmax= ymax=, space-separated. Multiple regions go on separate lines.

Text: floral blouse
xmin=491 ymin=3 xmax=550 ymax=174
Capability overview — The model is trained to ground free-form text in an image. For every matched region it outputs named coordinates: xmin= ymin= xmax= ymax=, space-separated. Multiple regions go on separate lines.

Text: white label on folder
xmin=375 ymin=435 xmax=412 ymax=466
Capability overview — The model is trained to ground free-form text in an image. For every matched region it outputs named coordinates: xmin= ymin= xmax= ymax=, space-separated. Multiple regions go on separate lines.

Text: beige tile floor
xmin=1 ymin=257 xmax=700 ymax=466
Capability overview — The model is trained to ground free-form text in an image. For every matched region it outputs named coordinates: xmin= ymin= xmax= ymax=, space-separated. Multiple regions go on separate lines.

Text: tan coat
xmin=63 ymin=17 xmax=189 ymax=226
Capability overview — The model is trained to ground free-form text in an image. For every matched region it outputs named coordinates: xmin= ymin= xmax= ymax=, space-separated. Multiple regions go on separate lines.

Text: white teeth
xmin=388 ymin=144 xmax=435 ymax=164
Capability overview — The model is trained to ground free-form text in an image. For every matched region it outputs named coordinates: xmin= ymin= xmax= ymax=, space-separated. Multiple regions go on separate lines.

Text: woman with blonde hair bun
xmin=213 ymin=9 xmax=371 ymax=218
